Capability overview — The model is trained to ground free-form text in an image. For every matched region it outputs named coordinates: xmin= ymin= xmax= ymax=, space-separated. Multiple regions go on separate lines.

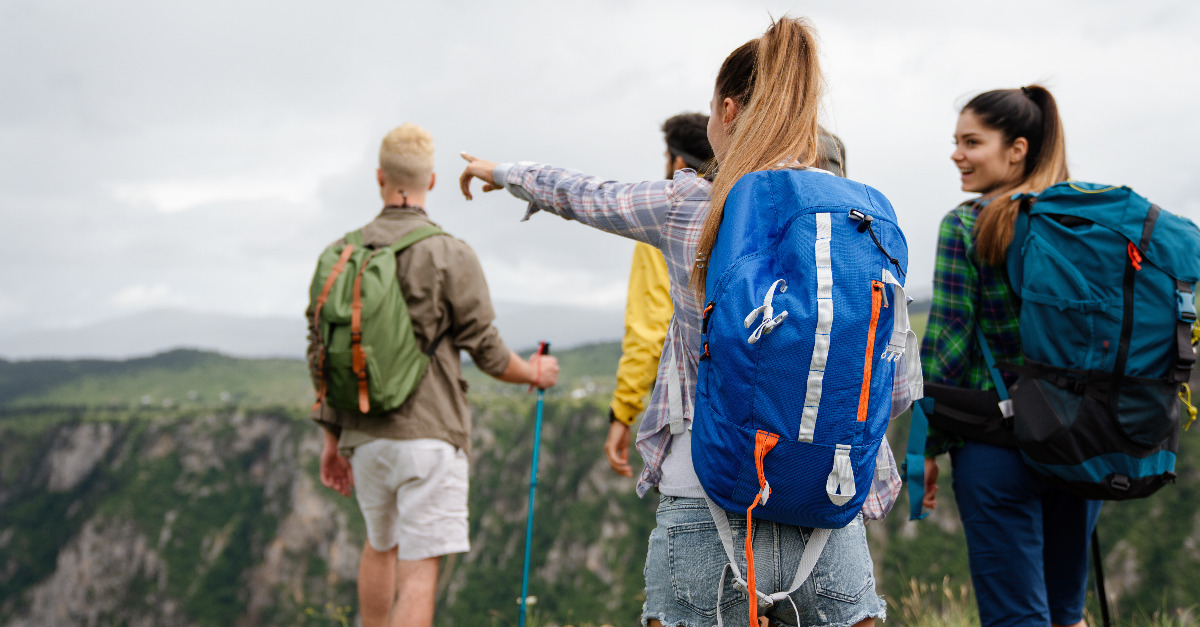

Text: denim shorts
xmin=643 ymin=495 xmax=885 ymax=627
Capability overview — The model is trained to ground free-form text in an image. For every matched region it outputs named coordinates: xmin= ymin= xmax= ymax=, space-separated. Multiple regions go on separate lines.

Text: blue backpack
xmin=1003 ymin=181 xmax=1200 ymax=499
xmin=692 ymin=169 xmax=920 ymax=622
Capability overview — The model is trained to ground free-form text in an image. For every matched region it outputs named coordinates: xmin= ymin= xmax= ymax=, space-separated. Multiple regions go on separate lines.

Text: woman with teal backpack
xmin=921 ymin=85 xmax=1103 ymax=626
xmin=460 ymin=17 xmax=895 ymax=627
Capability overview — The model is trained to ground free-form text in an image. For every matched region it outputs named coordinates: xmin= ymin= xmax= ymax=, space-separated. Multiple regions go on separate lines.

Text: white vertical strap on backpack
xmin=798 ymin=212 xmax=834 ymax=443
xmin=880 ymin=268 xmax=924 ymax=402
xmin=704 ymin=497 xmax=831 ymax=627
xmin=826 ymin=444 xmax=857 ymax=506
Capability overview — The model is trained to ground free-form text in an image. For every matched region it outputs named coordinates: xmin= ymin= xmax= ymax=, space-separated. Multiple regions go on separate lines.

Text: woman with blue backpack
xmin=920 ymin=85 xmax=1103 ymax=627
xmin=460 ymin=17 xmax=902 ymax=627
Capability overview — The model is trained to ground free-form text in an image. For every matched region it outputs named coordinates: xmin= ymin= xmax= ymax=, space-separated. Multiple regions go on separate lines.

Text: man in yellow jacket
xmin=604 ymin=118 xmax=848 ymax=476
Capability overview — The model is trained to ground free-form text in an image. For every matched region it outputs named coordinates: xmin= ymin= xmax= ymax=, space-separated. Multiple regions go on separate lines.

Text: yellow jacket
xmin=609 ymin=242 xmax=673 ymax=426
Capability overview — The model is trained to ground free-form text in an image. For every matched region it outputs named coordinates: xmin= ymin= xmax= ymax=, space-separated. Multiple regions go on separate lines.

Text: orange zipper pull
xmin=1127 ymin=241 xmax=1143 ymax=271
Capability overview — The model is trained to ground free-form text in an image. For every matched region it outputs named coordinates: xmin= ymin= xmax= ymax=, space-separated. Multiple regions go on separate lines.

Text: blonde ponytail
xmin=690 ymin=17 xmax=824 ymax=297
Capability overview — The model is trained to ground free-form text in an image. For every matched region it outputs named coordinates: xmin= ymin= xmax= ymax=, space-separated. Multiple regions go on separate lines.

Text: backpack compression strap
xmin=311 ymin=244 xmax=357 ymax=411
xmin=350 ymin=249 xmax=381 ymax=413
xmin=744 ymin=430 xmax=778 ymax=627
xmin=1173 ymin=279 xmax=1197 ymax=383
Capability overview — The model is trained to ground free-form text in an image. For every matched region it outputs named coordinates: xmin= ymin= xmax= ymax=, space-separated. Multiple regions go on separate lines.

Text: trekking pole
xmin=1092 ymin=527 xmax=1112 ymax=627
xmin=519 ymin=341 xmax=550 ymax=627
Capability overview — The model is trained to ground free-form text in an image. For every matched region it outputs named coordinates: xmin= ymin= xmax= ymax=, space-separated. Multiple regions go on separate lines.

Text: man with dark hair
xmin=603 ymin=115 xmax=847 ymax=477
xmin=660 ymin=112 xmax=714 ymax=179
xmin=603 ymin=113 xmax=712 ymax=476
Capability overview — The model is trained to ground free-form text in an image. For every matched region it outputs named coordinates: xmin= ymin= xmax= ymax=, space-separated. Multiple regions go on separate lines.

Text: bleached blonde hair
xmin=379 ymin=123 xmax=434 ymax=187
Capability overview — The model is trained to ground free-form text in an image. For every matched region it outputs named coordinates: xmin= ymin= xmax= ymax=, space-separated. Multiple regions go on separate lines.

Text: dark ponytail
xmin=967 ymin=85 xmax=1069 ymax=265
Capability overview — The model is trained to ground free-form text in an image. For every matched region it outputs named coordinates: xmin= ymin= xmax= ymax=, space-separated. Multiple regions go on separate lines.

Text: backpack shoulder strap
xmin=386 ymin=224 xmax=445 ymax=254
xmin=1006 ymin=198 xmax=1032 ymax=296
xmin=975 ymin=326 xmax=1013 ymax=418
xmin=905 ymin=399 xmax=933 ymax=521
xmin=345 ymin=230 xmax=365 ymax=247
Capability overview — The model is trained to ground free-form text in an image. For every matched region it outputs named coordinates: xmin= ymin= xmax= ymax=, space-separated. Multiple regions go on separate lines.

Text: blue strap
xmin=975 ymin=325 xmax=1013 ymax=417
xmin=906 ymin=328 xmax=1009 ymax=522
xmin=1006 ymin=200 xmax=1030 ymax=297
xmin=905 ymin=399 xmax=932 ymax=521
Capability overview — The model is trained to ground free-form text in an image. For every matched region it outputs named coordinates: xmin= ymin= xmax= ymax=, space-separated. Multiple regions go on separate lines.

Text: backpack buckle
xmin=1178 ymin=290 xmax=1197 ymax=323
xmin=759 ymin=480 xmax=772 ymax=506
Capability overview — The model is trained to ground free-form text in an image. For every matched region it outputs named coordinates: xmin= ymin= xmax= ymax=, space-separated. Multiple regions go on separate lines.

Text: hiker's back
xmin=309 ymin=212 xmax=445 ymax=415
xmin=695 ymin=169 xmax=917 ymax=528
xmin=307 ymin=207 xmax=507 ymax=453
xmin=1006 ymin=181 xmax=1200 ymax=499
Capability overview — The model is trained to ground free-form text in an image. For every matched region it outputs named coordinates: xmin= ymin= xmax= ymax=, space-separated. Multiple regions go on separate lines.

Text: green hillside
xmin=0 ymin=349 xmax=313 ymax=409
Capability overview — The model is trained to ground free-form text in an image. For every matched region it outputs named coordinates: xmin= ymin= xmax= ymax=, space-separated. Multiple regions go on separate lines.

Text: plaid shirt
xmin=920 ymin=201 xmax=1023 ymax=455
xmin=498 ymin=162 xmax=905 ymax=519
xmin=499 ymin=162 xmax=709 ymax=497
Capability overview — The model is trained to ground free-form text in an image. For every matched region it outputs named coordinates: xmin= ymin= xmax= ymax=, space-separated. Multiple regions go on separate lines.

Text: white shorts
xmin=349 ymin=438 xmax=470 ymax=561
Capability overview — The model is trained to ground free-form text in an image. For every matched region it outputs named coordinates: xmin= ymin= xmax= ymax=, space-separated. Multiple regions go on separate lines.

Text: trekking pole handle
xmin=528 ymin=341 xmax=551 ymax=393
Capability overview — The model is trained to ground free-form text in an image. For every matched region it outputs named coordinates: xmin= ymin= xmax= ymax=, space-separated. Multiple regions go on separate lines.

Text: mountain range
xmin=0 ymin=303 xmax=625 ymax=361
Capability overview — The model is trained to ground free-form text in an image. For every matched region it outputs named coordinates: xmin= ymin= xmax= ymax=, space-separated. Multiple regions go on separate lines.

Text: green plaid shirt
xmin=920 ymin=202 xmax=1023 ymax=455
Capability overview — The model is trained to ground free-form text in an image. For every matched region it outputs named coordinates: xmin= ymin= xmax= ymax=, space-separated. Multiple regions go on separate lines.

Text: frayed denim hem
xmin=641 ymin=610 xmax=699 ymax=627
xmin=819 ymin=595 xmax=887 ymax=627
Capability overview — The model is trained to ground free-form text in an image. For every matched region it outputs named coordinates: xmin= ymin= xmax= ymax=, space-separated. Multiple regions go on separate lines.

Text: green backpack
xmin=309 ymin=225 xmax=445 ymax=414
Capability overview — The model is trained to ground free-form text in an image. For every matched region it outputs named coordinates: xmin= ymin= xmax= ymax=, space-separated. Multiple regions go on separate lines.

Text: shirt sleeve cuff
xmin=493 ymin=162 xmax=515 ymax=190
xmin=493 ymin=161 xmax=542 ymax=221
xmin=609 ymin=403 xmax=638 ymax=426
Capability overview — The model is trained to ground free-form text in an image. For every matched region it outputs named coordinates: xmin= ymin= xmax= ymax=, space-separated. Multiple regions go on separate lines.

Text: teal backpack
xmin=309 ymin=225 xmax=445 ymax=414
xmin=1002 ymin=182 xmax=1199 ymax=499
xmin=907 ymin=182 xmax=1200 ymax=520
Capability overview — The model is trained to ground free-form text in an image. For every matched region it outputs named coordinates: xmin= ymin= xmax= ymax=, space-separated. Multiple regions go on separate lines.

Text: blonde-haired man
xmin=309 ymin=123 xmax=559 ymax=627
xmin=379 ymin=123 xmax=435 ymax=190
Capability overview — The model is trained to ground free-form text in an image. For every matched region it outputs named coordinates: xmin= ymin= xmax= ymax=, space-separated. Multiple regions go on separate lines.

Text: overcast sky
xmin=2 ymin=0 xmax=1197 ymax=343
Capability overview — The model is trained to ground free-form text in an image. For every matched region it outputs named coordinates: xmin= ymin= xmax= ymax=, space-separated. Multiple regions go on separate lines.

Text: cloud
xmin=108 ymin=178 xmax=320 ymax=213
xmin=2 ymin=0 xmax=1198 ymax=344
xmin=110 ymin=284 xmax=192 ymax=310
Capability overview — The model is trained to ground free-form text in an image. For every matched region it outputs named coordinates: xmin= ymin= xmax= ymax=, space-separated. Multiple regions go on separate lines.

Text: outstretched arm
xmin=460 ymin=153 xmax=710 ymax=247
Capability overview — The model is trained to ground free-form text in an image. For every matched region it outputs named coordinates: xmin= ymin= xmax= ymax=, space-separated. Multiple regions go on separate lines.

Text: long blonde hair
xmin=690 ymin=18 xmax=824 ymax=297
xmin=968 ymin=85 xmax=1070 ymax=265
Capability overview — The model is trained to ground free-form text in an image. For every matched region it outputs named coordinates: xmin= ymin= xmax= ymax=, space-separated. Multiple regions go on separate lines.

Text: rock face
xmin=0 ymin=411 xmax=363 ymax=627
xmin=9 ymin=518 xmax=170 ymax=627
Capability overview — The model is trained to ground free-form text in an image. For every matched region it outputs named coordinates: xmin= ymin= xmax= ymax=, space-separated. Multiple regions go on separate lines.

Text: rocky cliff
xmin=1 ymin=349 xmax=1197 ymax=626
